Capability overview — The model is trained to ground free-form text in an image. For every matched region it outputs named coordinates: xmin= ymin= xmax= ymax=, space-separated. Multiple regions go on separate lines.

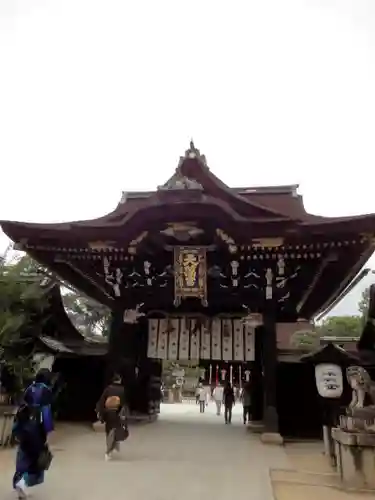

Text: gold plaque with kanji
xmin=174 ymin=247 xmax=207 ymax=306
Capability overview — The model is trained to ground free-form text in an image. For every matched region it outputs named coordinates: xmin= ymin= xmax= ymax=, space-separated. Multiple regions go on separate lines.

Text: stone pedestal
xmin=323 ymin=425 xmax=337 ymax=467
xmin=332 ymin=427 xmax=375 ymax=490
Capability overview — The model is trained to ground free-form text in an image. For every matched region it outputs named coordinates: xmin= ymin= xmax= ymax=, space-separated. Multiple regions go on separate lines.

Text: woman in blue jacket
xmin=12 ymin=370 xmax=54 ymax=499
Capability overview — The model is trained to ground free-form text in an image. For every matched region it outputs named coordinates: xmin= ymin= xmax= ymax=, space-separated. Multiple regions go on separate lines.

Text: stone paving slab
xmin=271 ymin=440 xmax=375 ymax=500
xmin=0 ymin=403 xmax=290 ymax=500
xmin=272 ymin=482 xmax=375 ymax=500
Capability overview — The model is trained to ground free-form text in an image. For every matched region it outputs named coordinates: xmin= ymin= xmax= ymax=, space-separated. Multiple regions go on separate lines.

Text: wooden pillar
xmin=148 ymin=359 xmax=163 ymax=417
xmin=107 ymin=304 xmax=125 ymax=380
xmin=261 ymin=300 xmax=283 ymax=444
xmin=133 ymin=319 xmax=151 ymax=415
xmin=251 ymin=326 xmax=264 ymax=422
xmin=107 ymin=304 xmax=140 ymax=413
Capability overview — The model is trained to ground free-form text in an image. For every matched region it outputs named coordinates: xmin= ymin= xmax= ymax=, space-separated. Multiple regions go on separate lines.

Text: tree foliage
xmin=358 ymin=287 xmax=370 ymax=324
xmin=290 ymin=330 xmax=320 ymax=349
xmin=291 ymin=287 xmax=372 ymax=348
xmin=0 ymin=250 xmax=110 ymax=394
xmin=314 ymin=288 xmax=371 ymax=339
xmin=317 ymin=315 xmax=362 ymax=338
xmin=62 ymin=291 xmax=110 ymax=337
xmin=0 ymin=252 xmax=48 ymax=390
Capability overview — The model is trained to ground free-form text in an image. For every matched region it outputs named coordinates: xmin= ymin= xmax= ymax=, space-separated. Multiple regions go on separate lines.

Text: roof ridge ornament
xmin=158 ymin=173 xmax=203 ymax=191
xmin=158 ymin=142 xmax=204 ymax=192
xmin=180 ymin=139 xmax=208 ymax=167
xmin=158 ymin=140 xmax=208 ymax=192
xmin=119 ymin=191 xmax=127 ymax=204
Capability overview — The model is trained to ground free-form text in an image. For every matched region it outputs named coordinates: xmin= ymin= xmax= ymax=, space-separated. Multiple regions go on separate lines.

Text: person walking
xmin=223 ymin=382 xmax=235 ymax=424
xmin=241 ymin=382 xmax=252 ymax=425
xmin=96 ymin=374 xmax=127 ymax=461
xmin=12 ymin=370 xmax=54 ymax=499
xmin=197 ymin=383 xmax=207 ymax=413
xmin=212 ymin=383 xmax=224 ymax=416
xmin=195 ymin=385 xmax=200 ymax=405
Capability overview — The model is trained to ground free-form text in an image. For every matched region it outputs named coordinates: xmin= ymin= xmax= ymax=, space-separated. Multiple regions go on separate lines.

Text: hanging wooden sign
xmin=146 ymin=317 xmax=255 ymax=362
xmin=173 ymin=247 xmax=208 ymax=306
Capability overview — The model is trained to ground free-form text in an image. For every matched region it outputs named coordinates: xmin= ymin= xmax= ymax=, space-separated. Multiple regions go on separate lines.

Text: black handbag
xmin=37 ymin=446 xmax=53 ymax=471
xmin=116 ymin=422 xmax=129 ymax=442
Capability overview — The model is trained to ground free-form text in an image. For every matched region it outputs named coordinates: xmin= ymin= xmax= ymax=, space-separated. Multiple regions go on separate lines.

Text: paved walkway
xmin=0 ymin=402 xmax=291 ymax=500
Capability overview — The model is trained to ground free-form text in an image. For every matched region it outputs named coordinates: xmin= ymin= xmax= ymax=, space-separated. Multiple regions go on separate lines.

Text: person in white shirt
xmin=198 ymin=384 xmax=207 ymax=413
xmin=212 ymin=383 xmax=224 ymax=416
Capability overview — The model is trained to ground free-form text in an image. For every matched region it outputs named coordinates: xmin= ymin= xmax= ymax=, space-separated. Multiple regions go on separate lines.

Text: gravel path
xmin=0 ymin=402 xmax=290 ymax=499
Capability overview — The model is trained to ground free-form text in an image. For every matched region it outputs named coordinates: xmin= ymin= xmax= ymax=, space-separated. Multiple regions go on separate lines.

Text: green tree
xmin=358 ymin=287 xmax=370 ymax=325
xmin=290 ymin=330 xmax=320 ymax=349
xmin=0 ymin=252 xmax=49 ymax=391
xmin=316 ymin=315 xmax=362 ymax=338
xmin=62 ymin=291 xmax=110 ymax=338
xmin=0 ymin=250 xmax=110 ymax=396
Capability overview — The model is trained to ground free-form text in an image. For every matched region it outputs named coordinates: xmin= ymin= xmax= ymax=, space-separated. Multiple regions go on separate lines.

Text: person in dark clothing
xmin=241 ymin=382 xmax=252 ymax=425
xmin=12 ymin=370 xmax=54 ymax=499
xmin=223 ymin=382 xmax=235 ymax=424
xmin=96 ymin=375 xmax=127 ymax=461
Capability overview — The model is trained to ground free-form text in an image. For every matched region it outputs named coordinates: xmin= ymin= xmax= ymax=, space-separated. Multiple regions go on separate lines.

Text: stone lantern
xmin=301 ymin=343 xmax=358 ymax=466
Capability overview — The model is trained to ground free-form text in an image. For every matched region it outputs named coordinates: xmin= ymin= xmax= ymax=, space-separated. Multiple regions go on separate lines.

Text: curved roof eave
xmin=1 ymin=195 xmax=296 ymax=245
xmin=174 ymin=152 xmax=297 ymax=220
xmin=313 ymin=244 xmax=375 ymax=321
xmin=314 ymin=268 xmax=372 ymax=322
xmin=3 ymin=207 xmax=375 ymax=247
xmin=300 ymin=213 xmax=375 ymax=234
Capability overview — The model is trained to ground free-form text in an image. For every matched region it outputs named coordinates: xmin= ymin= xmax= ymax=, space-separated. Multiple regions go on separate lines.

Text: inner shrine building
xmin=2 ymin=142 xmax=375 ymax=442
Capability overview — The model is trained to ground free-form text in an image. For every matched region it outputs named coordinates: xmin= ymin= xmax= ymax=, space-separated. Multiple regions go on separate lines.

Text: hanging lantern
xmin=315 ymin=364 xmax=343 ymax=399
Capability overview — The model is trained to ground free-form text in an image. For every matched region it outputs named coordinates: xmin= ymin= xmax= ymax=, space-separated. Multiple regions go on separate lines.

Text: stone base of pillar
xmin=260 ymin=432 xmax=284 ymax=445
xmin=247 ymin=421 xmax=264 ymax=433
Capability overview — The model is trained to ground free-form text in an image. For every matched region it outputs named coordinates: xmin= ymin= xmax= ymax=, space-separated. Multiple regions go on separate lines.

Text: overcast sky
xmin=1 ymin=1 xmax=375 ymax=315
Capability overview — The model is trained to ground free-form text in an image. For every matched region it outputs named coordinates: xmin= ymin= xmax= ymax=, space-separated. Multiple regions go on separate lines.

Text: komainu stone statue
xmin=333 ymin=365 xmax=375 ymax=490
xmin=344 ymin=366 xmax=375 ymax=432
xmin=332 ymin=366 xmax=375 ymax=491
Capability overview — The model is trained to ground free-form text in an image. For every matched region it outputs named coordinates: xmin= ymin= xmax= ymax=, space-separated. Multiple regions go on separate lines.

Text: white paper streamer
xmin=167 ymin=318 xmax=179 ymax=360
xmin=211 ymin=318 xmax=222 ymax=360
xmin=233 ymin=319 xmax=244 ymax=361
xmin=222 ymin=319 xmax=233 ymax=361
xmin=147 ymin=319 xmax=159 ymax=358
xmin=189 ymin=319 xmax=200 ymax=360
xmin=178 ymin=317 xmax=190 ymax=360
xmin=157 ymin=319 xmax=168 ymax=360
xmin=200 ymin=324 xmax=211 ymax=360
xmin=244 ymin=323 xmax=255 ymax=361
